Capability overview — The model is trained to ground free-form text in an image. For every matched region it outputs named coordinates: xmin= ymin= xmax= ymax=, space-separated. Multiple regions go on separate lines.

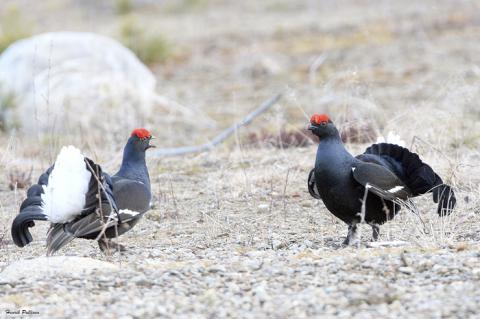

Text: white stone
xmin=0 ymin=32 xmax=158 ymax=136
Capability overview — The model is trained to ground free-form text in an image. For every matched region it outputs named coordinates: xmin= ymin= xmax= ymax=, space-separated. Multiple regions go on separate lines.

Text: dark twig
xmin=151 ymin=93 xmax=283 ymax=157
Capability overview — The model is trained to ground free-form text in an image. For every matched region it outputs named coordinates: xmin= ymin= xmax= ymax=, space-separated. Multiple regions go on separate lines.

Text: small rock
xmin=398 ymin=267 xmax=414 ymax=275
xmin=252 ymin=284 xmax=270 ymax=303
xmin=208 ymin=265 xmax=226 ymax=273
xmin=245 ymin=259 xmax=263 ymax=271
xmin=257 ymin=204 xmax=269 ymax=213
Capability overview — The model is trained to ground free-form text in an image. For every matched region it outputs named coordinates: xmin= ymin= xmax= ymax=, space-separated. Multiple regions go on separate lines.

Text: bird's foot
xmin=98 ymin=238 xmax=127 ymax=254
xmin=342 ymin=224 xmax=360 ymax=247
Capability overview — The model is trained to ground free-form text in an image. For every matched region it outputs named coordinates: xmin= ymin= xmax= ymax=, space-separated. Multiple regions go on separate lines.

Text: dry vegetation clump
xmin=7 ymin=168 xmax=32 ymax=190
xmin=339 ymin=120 xmax=377 ymax=144
xmin=115 ymin=0 xmax=134 ymax=15
xmin=245 ymin=128 xmax=314 ymax=149
xmin=0 ymin=88 xmax=16 ymax=131
xmin=0 ymin=226 xmax=7 ymax=249
xmin=0 ymin=5 xmax=31 ymax=53
xmin=118 ymin=16 xmax=172 ymax=66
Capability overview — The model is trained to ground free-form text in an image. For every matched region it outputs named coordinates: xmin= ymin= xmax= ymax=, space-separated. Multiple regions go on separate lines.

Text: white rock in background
xmin=0 ymin=32 xmax=157 ymax=135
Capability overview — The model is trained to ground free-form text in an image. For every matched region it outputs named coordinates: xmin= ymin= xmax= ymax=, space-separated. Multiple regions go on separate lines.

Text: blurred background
xmin=0 ymin=0 xmax=478 ymax=161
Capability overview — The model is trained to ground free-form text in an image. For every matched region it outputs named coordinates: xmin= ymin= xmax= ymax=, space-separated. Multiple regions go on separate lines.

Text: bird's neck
xmin=315 ymin=135 xmax=354 ymax=169
xmin=117 ymin=146 xmax=150 ymax=186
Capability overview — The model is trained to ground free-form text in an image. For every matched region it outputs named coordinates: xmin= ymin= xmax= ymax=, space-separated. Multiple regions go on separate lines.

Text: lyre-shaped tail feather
xmin=362 ymin=143 xmax=456 ymax=215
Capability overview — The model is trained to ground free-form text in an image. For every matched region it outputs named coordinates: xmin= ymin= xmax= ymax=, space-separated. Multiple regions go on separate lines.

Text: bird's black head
xmin=129 ymin=128 xmax=155 ymax=152
xmin=307 ymin=114 xmax=338 ymax=139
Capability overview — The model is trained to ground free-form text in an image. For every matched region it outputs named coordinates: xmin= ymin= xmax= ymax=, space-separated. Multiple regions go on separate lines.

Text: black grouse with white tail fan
xmin=11 ymin=128 xmax=154 ymax=254
xmin=307 ymin=114 xmax=456 ymax=245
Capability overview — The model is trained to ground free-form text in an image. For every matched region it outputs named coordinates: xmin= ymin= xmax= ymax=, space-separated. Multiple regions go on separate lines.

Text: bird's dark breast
xmin=315 ymin=168 xmax=399 ymax=225
xmin=315 ymin=164 xmax=360 ymax=224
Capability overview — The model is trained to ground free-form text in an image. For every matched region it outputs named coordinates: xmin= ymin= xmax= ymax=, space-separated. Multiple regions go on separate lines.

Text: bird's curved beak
xmin=147 ymin=136 xmax=156 ymax=149
xmin=308 ymin=124 xmax=316 ymax=131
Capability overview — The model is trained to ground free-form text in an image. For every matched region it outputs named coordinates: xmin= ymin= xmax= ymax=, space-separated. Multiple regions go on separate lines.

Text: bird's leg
xmin=98 ymin=238 xmax=126 ymax=254
xmin=371 ymin=224 xmax=380 ymax=241
xmin=342 ymin=223 xmax=359 ymax=246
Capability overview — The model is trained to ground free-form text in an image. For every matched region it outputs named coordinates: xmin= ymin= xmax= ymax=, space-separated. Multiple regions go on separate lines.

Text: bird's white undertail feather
xmin=119 ymin=209 xmax=140 ymax=218
xmin=376 ymin=131 xmax=406 ymax=147
xmin=102 ymin=210 xmax=140 ymax=224
xmin=41 ymin=146 xmax=91 ymax=223
xmin=388 ymin=186 xmax=404 ymax=193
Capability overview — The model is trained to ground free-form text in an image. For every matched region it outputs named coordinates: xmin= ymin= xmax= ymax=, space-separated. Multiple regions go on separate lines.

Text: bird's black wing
xmin=111 ymin=178 xmax=151 ymax=213
xmin=307 ymin=169 xmax=321 ymax=199
xmin=352 ymin=162 xmax=412 ymax=201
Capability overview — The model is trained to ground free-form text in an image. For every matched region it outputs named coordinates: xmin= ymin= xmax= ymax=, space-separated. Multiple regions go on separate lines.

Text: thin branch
xmin=150 ymin=93 xmax=283 ymax=157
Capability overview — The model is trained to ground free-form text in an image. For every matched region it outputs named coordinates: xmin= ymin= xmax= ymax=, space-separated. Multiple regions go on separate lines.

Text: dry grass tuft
xmin=119 ymin=16 xmax=172 ymax=65
xmin=0 ymin=5 xmax=31 ymax=53
xmin=245 ymin=128 xmax=314 ymax=148
xmin=0 ymin=88 xmax=16 ymax=131
xmin=339 ymin=121 xmax=377 ymax=144
xmin=8 ymin=168 xmax=32 ymax=190
xmin=0 ymin=224 xmax=10 ymax=251
xmin=115 ymin=0 xmax=133 ymax=15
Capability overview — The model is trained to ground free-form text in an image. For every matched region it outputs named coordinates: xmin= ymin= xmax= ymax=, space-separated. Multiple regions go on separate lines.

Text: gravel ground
xmin=1 ymin=147 xmax=479 ymax=318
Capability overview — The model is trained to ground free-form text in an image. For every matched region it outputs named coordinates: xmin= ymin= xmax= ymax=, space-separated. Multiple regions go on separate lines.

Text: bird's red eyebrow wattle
xmin=131 ymin=128 xmax=151 ymax=139
xmin=310 ymin=114 xmax=330 ymax=124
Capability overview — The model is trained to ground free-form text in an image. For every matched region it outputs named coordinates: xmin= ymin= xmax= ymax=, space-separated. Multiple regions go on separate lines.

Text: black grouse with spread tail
xmin=307 ymin=114 xmax=456 ymax=245
xmin=11 ymin=128 xmax=154 ymax=255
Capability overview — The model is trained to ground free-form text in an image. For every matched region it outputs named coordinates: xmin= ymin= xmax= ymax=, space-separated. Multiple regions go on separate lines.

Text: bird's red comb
xmin=131 ymin=128 xmax=151 ymax=139
xmin=310 ymin=114 xmax=330 ymax=124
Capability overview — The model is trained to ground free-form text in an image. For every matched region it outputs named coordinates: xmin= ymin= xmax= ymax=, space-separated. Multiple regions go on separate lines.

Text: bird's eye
xmin=320 ymin=121 xmax=327 ymax=126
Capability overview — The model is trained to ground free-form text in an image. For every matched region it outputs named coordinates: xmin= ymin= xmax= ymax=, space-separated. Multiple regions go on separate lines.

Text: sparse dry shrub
xmin=8 ymin=168 xmax=32 ymax=190
xmin=246 ymin=129 xmax=314 ymax=148
xmin=0 ymin=87 xmax=16 ymax=131
xmin=339 ymin=121 xmax=377 ymax=144
xmin=0 ymin=224 xmax=9 ymax=249
xmin=115 ymin=0 xmax=133 ymax=15
xmin=0 ymin=5 xmax=32 ymax=54
xmin=119 ymin=17 xmax=172 ymax=65
xmin=164 ymin=0 xmax=208 ymax=13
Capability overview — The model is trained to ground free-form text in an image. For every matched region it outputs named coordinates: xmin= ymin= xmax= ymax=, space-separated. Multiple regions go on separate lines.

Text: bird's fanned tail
xmin=11 ymin=166 xmax=53 ymax=247
xmin=41 ymin=146 xmax=92 ymax=223
xmin=359 ymin=143 xmax=456 ymax=215
xmin=11 ymin=207 xmax=48 ymax=247
xmin=46 ymin=158 xmax=117 ymax=255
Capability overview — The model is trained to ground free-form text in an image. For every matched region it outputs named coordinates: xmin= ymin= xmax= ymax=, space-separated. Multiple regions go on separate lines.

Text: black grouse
xmin=11 ymin=128 xmax=154 ymax=254
xmin=307 ymin=114 xmax=456 ymax=245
